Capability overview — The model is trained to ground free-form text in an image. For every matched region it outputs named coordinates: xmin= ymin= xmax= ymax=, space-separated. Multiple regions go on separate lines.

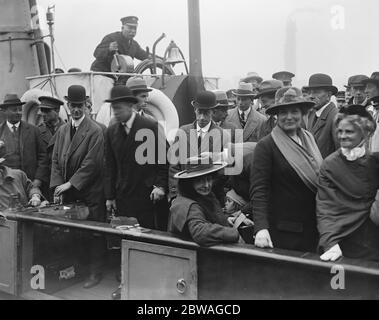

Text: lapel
xmin=243 ymin=109 xmax=261 ymax=141
xmin=312 ymin=102 xmax=335 ymax=135
xmin=66 ymin=116 xmax=90 ymax=161
xmin=19 ymin=121 xmax=30 ymax=159
xmin=228 ymin=108 xmax=243 ymax=129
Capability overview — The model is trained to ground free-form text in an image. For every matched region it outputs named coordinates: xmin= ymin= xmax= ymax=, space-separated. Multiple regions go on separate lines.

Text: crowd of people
xmin=2 ymin=14 xmax=379 ymax=298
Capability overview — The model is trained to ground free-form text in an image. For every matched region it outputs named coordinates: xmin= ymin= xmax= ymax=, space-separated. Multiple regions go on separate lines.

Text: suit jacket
xmin=219 ymin=120 xmax=238 ymax=143
xmin=307 ymin=102 xmax=339 ymax=159
xmin=226 ymin=107 xmax=266 ymax=143
xmin=104 ymin=115 xmax=168 ymax=225
xmin=0 ymin=121 xmax=47 ymax=182
xmin=168 ymin=121 xmax=229 ymax=199
xmin=250 ymin=134 xmax=319 ymax=252
xmin=51 ymin=116 xmax=104 ymax=195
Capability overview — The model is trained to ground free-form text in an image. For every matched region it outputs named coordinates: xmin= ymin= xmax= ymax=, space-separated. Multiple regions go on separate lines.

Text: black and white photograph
xmin=0 ymin=0 xmax=379 ymax=303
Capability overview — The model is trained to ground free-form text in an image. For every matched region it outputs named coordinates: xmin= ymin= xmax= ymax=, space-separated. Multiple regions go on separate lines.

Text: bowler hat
xmin=0 ymin=94 xmax=26 ymax=109
xmin=345 ymin=75 xmax=369 ymax=89
xmin=174 ymin=154 xmax=227 ymax=179
xmin=255 ymin=80 xmax=284 ymax=98
xmin=105 ymin=85 xmax=138 ymax=104
xmin=64 ymin=85 xmax=88 ymax=104
xmin=232 ymin=82 xmax=256 ymax=97
xmin=191 ymin=91 xmax=217 ymax=110
xmin=266 ymin=87 xmax=315 ymax=116
xmin=362 ymin=72 xmax=379 ymax=86
xmin=272 ymin=71 xmax=295 ymax=85
xmin=38 ymin=96 xmax=64 ymax=109
xmin=241 ymin=72 xmax=263 ymax=84
xmin=213 ymin=90 xmax=234 ymax=108
xmin=304 ymin=73 xmax=338 ymax=96
xmin=126 ymin=76 xmax=152 ymax=93
xmin=121 ymin=16 xmax=139 ymax=26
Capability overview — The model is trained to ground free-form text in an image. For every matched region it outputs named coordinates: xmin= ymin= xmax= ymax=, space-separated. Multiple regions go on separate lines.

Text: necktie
xmin=198 ymin=131 xmax=202 ymax=150
xmin=123 ymin=123 xmax=130 ymax=135
xmin=12 ymin=125 xmax=17 ymax=134
xmin=70 ymin=125 xmax=77 ymax=140
xmin=311 ymin=114 xmax=318 ymax=129
xmin=240 ymin=112 xmax=246 ymax=128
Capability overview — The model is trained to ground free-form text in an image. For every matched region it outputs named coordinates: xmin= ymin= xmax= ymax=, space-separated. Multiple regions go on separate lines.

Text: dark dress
xmin=317 ymin=150 xmax=379 ymax=261
xmin=250 ymin=135 xmax=319 ymax=252
xmin=168 ymin=193 xmax=240 ymax=247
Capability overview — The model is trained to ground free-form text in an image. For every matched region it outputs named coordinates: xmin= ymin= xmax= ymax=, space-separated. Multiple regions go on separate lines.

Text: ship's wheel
xmin=134 ymin=57 xmax=175 ymax=75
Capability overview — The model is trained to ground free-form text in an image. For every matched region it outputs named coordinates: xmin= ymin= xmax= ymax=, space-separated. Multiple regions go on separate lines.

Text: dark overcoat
xmin=50 ymin=116 xmax=105 ymax=221
xmin=307 ymin=102 xmax=339 ymax=159
xmin=104 ymin=114 xmax=168 ymax=229
xmin=0 ymin=121 xmax=47 ymax=182
xmin=250 ymin=134 xmax=319 ymax=252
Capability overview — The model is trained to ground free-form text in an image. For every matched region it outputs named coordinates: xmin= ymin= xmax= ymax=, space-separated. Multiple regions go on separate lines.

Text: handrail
xmin=6 ymin=210 xmax=379 ymax=277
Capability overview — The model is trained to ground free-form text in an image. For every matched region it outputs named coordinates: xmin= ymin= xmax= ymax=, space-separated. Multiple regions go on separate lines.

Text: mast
xmin=187 ymin=0 xmax=205 ymax=94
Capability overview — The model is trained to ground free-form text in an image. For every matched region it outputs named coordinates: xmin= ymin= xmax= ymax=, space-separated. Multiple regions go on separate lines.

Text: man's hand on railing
xmin=106 ymin=200 xmax=117 ymax=212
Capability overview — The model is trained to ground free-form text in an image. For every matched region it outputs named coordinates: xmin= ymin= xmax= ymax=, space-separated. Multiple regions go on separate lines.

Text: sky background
xmin=36 ymin=0 xmax=379 ymax=90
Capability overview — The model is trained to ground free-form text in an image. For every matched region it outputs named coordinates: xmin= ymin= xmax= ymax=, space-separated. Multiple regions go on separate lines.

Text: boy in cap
xmin=90 ymin=16 xmax=149 ymax=73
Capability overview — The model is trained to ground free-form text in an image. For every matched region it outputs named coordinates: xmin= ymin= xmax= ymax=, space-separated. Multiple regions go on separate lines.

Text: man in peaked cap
xmin=225 ymin=82 xmax=266 ymax=143
xmin=51 ymin=85 xmax=106 ymax=289
xmin=91 ymin=15 xmax=149 ymax=73
xmin=305 ymin=73 xmax=339 ymax=158
xmin=272 ymin=71 xmax=295 ymax=87
xmin=345 ymin=75 xmax=369 ymax=105
xmin=0 ymin=94 xmax=47 ymax=190
xmin=255 ymin=79 xmax=283 ymax=139
xmin=37 ymin=96 xmax=66 ymax=200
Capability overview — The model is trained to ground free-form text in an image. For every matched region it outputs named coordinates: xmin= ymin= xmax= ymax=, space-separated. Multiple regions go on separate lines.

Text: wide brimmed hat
xmin=304 ymin=73 xmax=338 ymax=96
xmin=0 ymin=94 xmax=26 ymax=109
xmin=105 ymin=85 xmax=139 ymax=104
xmin=213 ymin=90 xmax=234 ymax=108
xmin=255 ymin=80 xmax=284 ymax=98
xmin=232 ymin=82 xmax=255 ymax=97
xmin=241 ymin=72 xmax=263 ymax=84
xmin=174 ymin=154 xmax=227 ymax=179
xmin=266 ymin=87 xmax=315 ymax=116
xmin=362 ymin=72 xmax=379 ymax=87
xmin=121 ymin=16 xmax=139 ymax=26
xmin=272 ymin=71 xmax=295 ymax=83
xmin=345 ymin=75 xmax=369 ymax=89
xmin=191 ymin=91 xmax=217 ymax=110
xmin=64 ymin=85 xmax=88 ymax=104
xmin=126 ymin=76 xmax=152 ymax=93
xmin=38 ymin=96 xmax=64 ymax=109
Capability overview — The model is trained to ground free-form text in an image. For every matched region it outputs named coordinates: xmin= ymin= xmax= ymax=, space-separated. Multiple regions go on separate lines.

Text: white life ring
xmin=96 ymin=88 xmax=179 ymax=143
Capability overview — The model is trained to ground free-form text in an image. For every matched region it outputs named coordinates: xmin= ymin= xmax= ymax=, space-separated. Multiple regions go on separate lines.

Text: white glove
xmin=320 ymin=244 xmax=342 ymax=261
xmin=254 ymin=229 xmax=274 ymax=248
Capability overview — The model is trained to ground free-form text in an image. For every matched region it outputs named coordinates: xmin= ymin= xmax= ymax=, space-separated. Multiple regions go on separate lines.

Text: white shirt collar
xmin=71 ymin=115 xmax=85 ymax=128
xmin=341 ymin=145 xmax=366 ymax=161
xmin=238 ymin=107 xmax=251 ymax=118
xmin=315 ymin=101 xmax=331 ymax=118
xmin=123 ymin=111 xmax=136 ymax=130
xmin=196 ymin=121 xmax=212 ymax=134
xmin=7 ymin=121 xmax=20 ymax=131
